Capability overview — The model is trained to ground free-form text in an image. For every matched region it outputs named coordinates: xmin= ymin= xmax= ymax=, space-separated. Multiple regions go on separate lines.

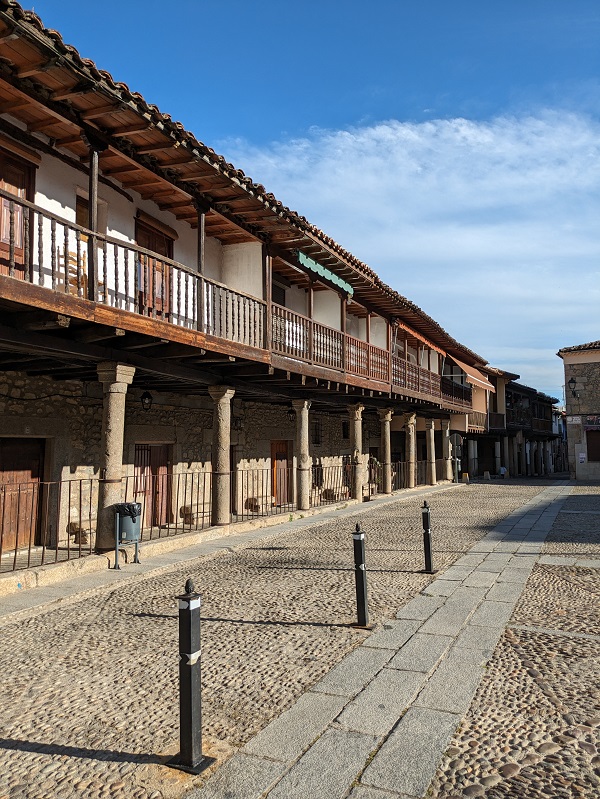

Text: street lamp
xmin=567 ymin=378 xmax=579 ymax=398
xmin=141 ymin=391 xmax=153 ymax=411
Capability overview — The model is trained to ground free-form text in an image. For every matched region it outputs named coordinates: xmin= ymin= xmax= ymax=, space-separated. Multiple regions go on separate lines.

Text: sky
xmin=31 ymin=0 xmax=600 ymax=400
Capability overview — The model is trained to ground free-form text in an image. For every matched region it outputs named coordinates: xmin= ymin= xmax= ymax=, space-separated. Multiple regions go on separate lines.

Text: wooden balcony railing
xmin=506 ymin=408 xmax=532 ymax=429
xmin=272 ymin=305 xmax=390 ymax=383
xmin=488 ymin=412 xmax=506 ymax=430
xmin=468 ymin=411 xmax=488 ymax=430
xmin=1 ymin=190 xmax=479 ymax=412
xmin=0 ymin=189 xmax=266 ymax=349
xmin=532 ymin=417 xmax=552 ymax=433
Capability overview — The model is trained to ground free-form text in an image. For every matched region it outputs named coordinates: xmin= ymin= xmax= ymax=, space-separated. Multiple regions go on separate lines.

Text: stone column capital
xmin=425 ymin=418 xmax=435 ymax=430
xmin=292 ymin=399 xmax=312 ymax=412
xmin=96 ymin=361 xmax=135 ymax=387
xmin=440 ymin=419 xmax=450 ymax=432
xmin=378 ymin=408 xmax=393 ymax=423
xmin=404 ymin=412 xmax=417 ymax=428
xmin=208 ymin=385 xmax=235 ymax=403
xmin=348 ymin=403 xmax=364 ymax=421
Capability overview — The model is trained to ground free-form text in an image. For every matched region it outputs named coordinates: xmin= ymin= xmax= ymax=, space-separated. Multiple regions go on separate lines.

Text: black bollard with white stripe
xmin=421 ymin=500 xmax=436 ymax=574
xmin=167 ymin=578 xmax=212 ymax=774
xmin=353 ymin=522 xmax=369 ymax=627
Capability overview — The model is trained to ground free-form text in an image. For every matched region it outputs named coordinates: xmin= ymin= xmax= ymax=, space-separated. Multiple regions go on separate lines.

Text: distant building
xmin=558 ymin=341 xmax=600 ymax=479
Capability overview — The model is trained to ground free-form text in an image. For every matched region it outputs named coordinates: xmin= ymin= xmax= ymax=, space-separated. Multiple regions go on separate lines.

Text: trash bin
xmin=115 ymin=502 xmax=142 ymax=543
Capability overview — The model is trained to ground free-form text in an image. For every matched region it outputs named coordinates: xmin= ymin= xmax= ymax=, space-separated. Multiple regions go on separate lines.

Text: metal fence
xmin=416 ymin=461 xmax=428 ymax=486
xmin=392 ymin=461 xmax=409 ymax=490
xmin=0 ymin=478 xmax=96 ymax=573
xmin=232 ymin=467 xmax=295 ymax=521
xmin=311 ymin=464 xmax=351 ymax=507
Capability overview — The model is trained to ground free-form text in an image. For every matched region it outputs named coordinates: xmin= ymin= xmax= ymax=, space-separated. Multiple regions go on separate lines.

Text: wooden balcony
xmin=0 ymin=190 xmax=475 ymax=412
xmin=532 ymin=417 xmax=552 ymax=433
xmin=468 ymin=410 xmax=488 ymax=431
xmin=506 ymin=408 xmax=532 ymax=429
xmin=488 ymin=412 xmax=506 ymax=430
xmin=0 ymin=189 xmax=266 ymax=350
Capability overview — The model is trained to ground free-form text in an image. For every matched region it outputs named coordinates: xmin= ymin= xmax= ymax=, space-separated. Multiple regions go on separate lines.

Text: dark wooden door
xmin=135 ymin=220 xmax=172 ymax=318
xmin=134 ymin=444 xmax=170 ymax=529
xmin=0 ymin=152 xmax=33 ymax=279
xmin=0 ymin=438 xmax=44 ymax=552
xmin=271 ymin=440 xmax=291 ymax=506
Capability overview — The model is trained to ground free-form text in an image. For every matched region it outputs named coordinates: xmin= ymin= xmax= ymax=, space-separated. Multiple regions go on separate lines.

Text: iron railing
xmin=311 ymin=464 xmax=351 ymax=506
xmin=392 ymin=461 xmax=409 ymax=490
xmin=232 ymin=467 xmax=294 ymax=520
xmin=122 ymin=471 xmax=212 ymax=540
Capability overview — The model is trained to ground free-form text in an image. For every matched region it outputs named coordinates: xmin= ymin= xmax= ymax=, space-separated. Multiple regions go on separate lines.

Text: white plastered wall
xmin=370 ymin=316 xmax=388 ymax=349
xmin=314 ymin=289 xmax=341 ymax=330
xmin=221 ymin=241 xmax=264 ymax=300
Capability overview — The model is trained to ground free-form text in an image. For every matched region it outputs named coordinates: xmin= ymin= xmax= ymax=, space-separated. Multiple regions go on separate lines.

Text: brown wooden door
xmin=0 ymin=438 xmax=44 ymax=552
xmin=134 ymin=444 xmax=170 ymax=529
xmin=135 ymin=220 xmax=172 ymax=318
xmin=0 ymin=152 xmax=33 ymax=279
xmin=271 ymin=440 xmax=291 ymax=506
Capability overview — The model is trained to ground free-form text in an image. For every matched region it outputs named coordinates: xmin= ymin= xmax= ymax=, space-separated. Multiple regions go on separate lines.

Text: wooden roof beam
xmin=17 ymin=59 xmax=59 ymax=79
xmin=81 ymin=103 xmax=124 ymax=120
xmin=111 ymin=122 xmax=151 ymax=137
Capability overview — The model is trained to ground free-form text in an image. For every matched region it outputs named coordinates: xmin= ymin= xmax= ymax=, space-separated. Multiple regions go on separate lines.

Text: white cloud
xmin=217 ymin=111 xmax=600 ymax=399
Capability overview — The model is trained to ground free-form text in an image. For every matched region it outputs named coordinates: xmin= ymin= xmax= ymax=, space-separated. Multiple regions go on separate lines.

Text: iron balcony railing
xmin=0 ymin=188 xmax=266 ymax=349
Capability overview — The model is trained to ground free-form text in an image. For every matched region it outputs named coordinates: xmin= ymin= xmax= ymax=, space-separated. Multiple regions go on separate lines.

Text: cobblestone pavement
xmin=0 ymin=482 xmax=546 ymax=799
xmin=428 ymin=483 xmax=600 ymax=798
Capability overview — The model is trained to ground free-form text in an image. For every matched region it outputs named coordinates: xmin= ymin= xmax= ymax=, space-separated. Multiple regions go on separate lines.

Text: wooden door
xmin=0 ymin=438 xmax=44 ymax=552
xmin=135 ymin=220 xmax=172 ymax=318
xmin=0 ymin=152 xmax=33 ymax=279
xmin=134 ymin=444 xmax=170 ymax=529
xmin=271 ymin=440 xmax=291 ymax=506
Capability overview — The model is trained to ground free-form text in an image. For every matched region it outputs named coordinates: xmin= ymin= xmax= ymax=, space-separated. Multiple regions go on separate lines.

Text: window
xmin=0 ymin=150 xmax=34 ymax=277
xmin=311 ymin=419 xmax=322 ymax=446
xmin=341 ymin=420 xmax=350 ymax=440
xmin=272 ymin=282 xmax=286 ymax=307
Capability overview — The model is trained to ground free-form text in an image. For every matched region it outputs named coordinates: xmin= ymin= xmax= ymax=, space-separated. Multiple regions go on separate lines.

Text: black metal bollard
xmin=421 ymin=501 xmax=436 ymax=574
xmin=353 ymin=523 xmax=369 ymax=627
xmin=167 ymin=578 xmax=212 ymax=774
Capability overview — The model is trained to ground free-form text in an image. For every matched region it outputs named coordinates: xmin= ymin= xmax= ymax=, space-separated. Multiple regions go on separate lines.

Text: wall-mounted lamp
xmin=287 ymin=406 xmax=297 ymax=423
xmin=567 ymin=378 xmax=580 ymax=399
xmin=140 ymin=391 xmax=153 ymax=412
xmin=232 ymin=416 xmax=244 ymax=432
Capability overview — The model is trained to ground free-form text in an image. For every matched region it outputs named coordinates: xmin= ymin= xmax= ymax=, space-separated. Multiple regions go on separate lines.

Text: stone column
xmin=349 ymin=404 xmax=364 ymax=500
xmin=95 ymin=362 xmax=136 ymax=551
xmin=293 ymin=399 xmax=311 ymax=510
xmin=378 ymin=408 xmax=393 ymax=495
xmin=405 ymin=412 xmax=417 ymax=488
xmin=502 ymin=436 xmax=510 ymax=475
xmin=441 ymin=419 xmax=453 ymax=481
xmin=209 ymin=386 xmax=235 ymax=526
xmin=494 ymin=440 xmax=502 ymax=475
xmin=467 ymin=439 xmax=478 ymax=477
xmin=545 ymin=440 xmax=553 ymax=474
xmin=536 ymin=442 xmax=544 ymax=475
xmin=520 ymin=441 xmax=528 ymax=477
xmin=425 ymin=419 xmax=436 ymax=485
xmin=511 ymin=438 xmax=519 ymax=477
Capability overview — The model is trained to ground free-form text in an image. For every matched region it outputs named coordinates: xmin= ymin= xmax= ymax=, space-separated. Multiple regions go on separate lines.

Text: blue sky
xmin=32 ymin=1 xmax=600 ymax=399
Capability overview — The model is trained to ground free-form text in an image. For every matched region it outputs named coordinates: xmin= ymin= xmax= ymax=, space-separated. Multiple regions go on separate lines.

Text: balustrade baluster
xmin=117 ymin=245 xmax=123 ymax=308
xmin=51 ymin=218 xmax=57 ymax=289
xmin=63 ymin=224 xmax=69 ymax=293
xmin=8 ymin=201 xmax=15 ymax=277
xmin=75 ymin=230 xmax=82 ymax=296
xmin=100 ymin=239 xmax=107 ymax=303
xmin=23 ymin=207 xmax=30 ymax=282
xmin=37 ymin=212 xmax=43 ymax=286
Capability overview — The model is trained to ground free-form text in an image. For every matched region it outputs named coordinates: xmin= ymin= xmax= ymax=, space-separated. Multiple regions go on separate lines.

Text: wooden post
xmin=87 ymin=146 xmax=99 ymax=302
xmin=263 ymin=244 xmax=272 ymax=350
xmin=308 ymin=280 xmax=314 ymax=362
xmin=195 ymin=201 xmax=207 ymax=333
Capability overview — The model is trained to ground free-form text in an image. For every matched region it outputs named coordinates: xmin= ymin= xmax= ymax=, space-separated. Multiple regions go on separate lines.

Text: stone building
xmin=558 ymin=340 xmax=600 ymax=479
xmin=0 ymin=3 xmax=561 ymax=577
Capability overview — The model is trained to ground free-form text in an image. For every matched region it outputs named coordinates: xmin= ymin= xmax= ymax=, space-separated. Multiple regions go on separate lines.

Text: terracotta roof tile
xmin=557 ymin=340 xmax=600 ymax=354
